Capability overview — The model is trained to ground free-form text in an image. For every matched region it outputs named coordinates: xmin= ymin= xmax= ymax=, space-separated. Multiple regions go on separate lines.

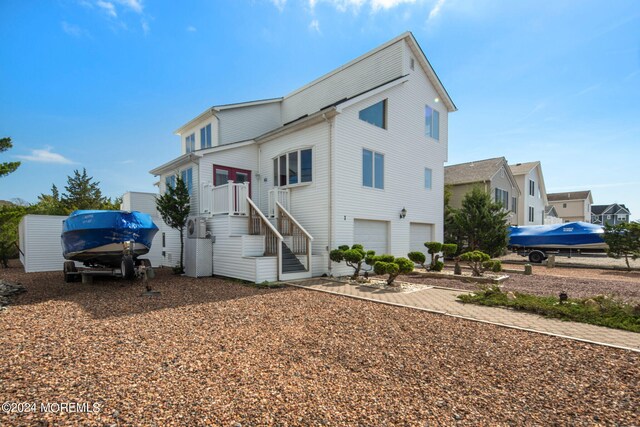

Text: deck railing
xmin=205 ymin=181 xmax=249 ymax=215
xmin=248 ymin=198 xmax=282 ymax=258
xmin=275 ymin=201 xmax=313 ymax=271
xmin=268 ymin=188 xmax=290 ymax=217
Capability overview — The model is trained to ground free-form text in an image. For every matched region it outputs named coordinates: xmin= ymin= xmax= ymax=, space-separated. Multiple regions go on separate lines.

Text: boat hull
xmin=62 ymin=210 xmax=159 ymax=267
xmin=508 ymin=221 xmax=607 ymax=250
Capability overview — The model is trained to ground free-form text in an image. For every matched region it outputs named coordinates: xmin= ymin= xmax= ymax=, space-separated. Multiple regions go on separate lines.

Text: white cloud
xmin=309 ymin=19 xmax=321 ymax=33
xmin=61 ymin=21 xmax=88 ymax=37
xmin=427 ymin=0 xmax=446 ymax=21
xmin=271 ymin=0 xmax=287 ymax=12
xmin=186 ymin=25 xmax=197 ymax=32
xmin=115 ymin=0 xmax=143 ymax=13
xmin=96 ymin=0 xmax=117 ymax=17
xmin=141 ymin=18 xmax=150 ymax=35
xmin=371 ymin=0 xmax=416 ymax=12
xmin=15 ymin=147 xmax=76 ymax=164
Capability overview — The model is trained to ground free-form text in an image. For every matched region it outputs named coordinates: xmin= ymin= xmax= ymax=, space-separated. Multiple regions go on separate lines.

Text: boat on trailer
xmin=61 ymin=210 xmax=158 ymax=280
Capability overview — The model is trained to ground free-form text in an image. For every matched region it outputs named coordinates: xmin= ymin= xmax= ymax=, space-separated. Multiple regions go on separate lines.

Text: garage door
xmin=353 ymin=219 xmax=389 ymax=255
xmin=410 ymin=223 xmax=433 ymax=261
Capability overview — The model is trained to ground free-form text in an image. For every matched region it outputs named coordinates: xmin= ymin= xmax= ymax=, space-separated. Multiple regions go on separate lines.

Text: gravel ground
xmin=1 ymin=263 xmax=639 ymax=426
xmin=403 ymin=264 xmax=640 ymax=303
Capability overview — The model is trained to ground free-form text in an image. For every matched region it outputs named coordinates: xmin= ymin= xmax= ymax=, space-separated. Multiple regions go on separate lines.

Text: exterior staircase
xmin=281 ymin=242 xmax=306 ymax=273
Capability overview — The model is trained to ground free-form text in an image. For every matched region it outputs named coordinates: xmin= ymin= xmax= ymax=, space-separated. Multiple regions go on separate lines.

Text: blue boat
xmin=62 ymin=210 xmax=159 ymax=267
xmin=508 ymin=221 xmax=606 ymax=250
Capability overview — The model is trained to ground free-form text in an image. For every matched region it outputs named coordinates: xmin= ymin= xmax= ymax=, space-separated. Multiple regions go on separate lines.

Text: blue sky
xmin=1 ymin=0 xmax=639 ymax=219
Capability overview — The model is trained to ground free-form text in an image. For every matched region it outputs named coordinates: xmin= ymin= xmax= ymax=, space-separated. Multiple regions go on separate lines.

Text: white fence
xmin=202 ymin=181 xmax=249 ymax=216
xmin=268 ymin=188 xmax=290 ymax=217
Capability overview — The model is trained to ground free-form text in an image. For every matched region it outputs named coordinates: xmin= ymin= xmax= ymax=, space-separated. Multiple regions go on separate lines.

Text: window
xmin=563 ymin=203 xmax=567 ymax=208
xmin=362 ymin=149 xmax=384 ymax=189
xmin=617 ymin=215 xmax=626 ymax=221
xmin=165 ymin=175 xmax=175 ymax=190
xmin=495 ymin=188 xmax=509 ymax=209
xmin=512 ymin=197 xmax=517 ymax=213
xmin=424 ymin=168 xmax=432 ymax=190
xmin=181 ymin=168 xmax=193 ymax=196
xmin=273 ymin=148 xmax=312 ymax=187
xmin=529 ymin=179 xmax=535 ymax=197
xmin=529 ymin=206 xmax=535 ymax=222
xmin=359 ymin=99 xmax=387 ymax=129
xmin=425 ymin=105 xmax=440 ymax=140
xmin=200 ymin=124 xmax=212 ymax=149
xmin=410 ymin=58 xmax=415 ymax=70
xmin=185 ymin=133 xmax=195 ymax=153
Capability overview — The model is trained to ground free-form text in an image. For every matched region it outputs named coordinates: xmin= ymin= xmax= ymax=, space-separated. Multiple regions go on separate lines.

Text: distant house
xmin=444 ymin=157 xmax=520 ymax=224
xmin=544 ymin=205 xmax=563 ymax=224
xmin=591 ymin=204 xmax=631 ymax=226
xmin=547 ymin=191 xmax=593 ymax=223
xmin=508 ymin=161 xmax=548 ymax=225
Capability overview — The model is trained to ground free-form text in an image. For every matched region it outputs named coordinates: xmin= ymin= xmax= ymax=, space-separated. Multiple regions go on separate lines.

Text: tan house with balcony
xmin=547 ymin=191 xmax=593 ymax=223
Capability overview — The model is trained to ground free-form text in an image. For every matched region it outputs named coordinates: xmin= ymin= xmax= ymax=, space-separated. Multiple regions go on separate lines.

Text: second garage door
xmin=410 ymin=222 xmax=433 ymax=261
xmin=353 ymin=219 xmax=389 ymax=255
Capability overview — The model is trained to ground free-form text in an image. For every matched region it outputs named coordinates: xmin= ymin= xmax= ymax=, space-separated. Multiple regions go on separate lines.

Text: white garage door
xmin=353 ymin=219 xmax=389 ymax=255
xmin=410 ymin=223 xmax=433 ymax=261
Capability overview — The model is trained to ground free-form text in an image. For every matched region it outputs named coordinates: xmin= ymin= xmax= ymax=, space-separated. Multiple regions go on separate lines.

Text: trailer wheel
xmin=63 ymin=261 xmax=77 ymax=283
xmin=528 ymin=250 xmax=545 ymax=264
xmin=121 ymin=255 xmax=135 ymax=280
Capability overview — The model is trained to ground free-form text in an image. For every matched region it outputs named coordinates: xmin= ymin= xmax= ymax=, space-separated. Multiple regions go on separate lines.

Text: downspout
xmin=322 ymin=113 xmax=333 ymax=276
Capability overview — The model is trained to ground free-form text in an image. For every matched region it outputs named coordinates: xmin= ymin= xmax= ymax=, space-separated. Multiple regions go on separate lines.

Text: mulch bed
xmin=0 ymin=263 xmax=638 ymax=426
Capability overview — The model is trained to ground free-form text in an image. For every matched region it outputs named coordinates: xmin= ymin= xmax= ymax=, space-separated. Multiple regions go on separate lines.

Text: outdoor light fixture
xmin=559 ymin=291 xmax=568 ymax=304
xmin=400 ymin=207 xmax=407 ymax=219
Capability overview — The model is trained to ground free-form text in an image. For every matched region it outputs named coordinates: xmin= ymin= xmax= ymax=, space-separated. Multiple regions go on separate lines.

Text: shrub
xmin=373 ymin=256 xmax=414 ymax=286
xmin=330 ymin=244 xmax=375 ymax=280
xmin=459 ymin=250 xmax=491 ymax=276
xmin=483 ymin=259 xmax=502 ymax=273
xmin=442 ymin=243 xmax=458 ymax=258
xmin=604 ymin=221 xmax=640 ymax=271
xmin=407 ymin=251 xmax=427 ymax=268
xmin=431 ymin=260 xmax=444 ymax=272
xmin=424 ymin=242 xmax=444 ymax=270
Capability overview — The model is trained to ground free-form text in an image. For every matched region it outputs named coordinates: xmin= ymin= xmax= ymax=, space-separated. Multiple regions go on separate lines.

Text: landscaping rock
xmin=0 ymin=279 xmax=26 ymax=309
xmin=507 ymin=291 xmax=517 ymax=301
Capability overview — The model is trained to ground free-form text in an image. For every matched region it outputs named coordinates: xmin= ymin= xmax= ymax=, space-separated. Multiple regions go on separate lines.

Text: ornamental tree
xmin=372 ymin=256 xmax=414 ymax=286
xmin=156 ymin=176 xmax=191 ymax=274
xmin=330 ymin=244 xmax=375 ymax=280
xmin=459 ymin=250 xmax=491 ymax=277
xmin=604 ymin=222 xmax=640 ymax=271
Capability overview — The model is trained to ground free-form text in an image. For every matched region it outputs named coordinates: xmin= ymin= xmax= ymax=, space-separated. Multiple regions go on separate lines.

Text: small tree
xmin=442 ymin=243 xmax=458 ymax=258
xmin=604 ymin=222 xmax=640 ymax=271
xmin=459 ymin=250 xmax=491 ymax=276
xmin=62 ymin=168 xmax=109 ymax=211
xmin=330 ymin=244 xmax=375 ymax=280
xmin=373 ymin=256 xmax=414 ymax=286
xmin=407 ymin=251 xmax=427 ymax=269
xmin=0 ymin=137 xmax=21 ymax=178
xmin=424 ymin=242 xmax=443 ymax=270
xmin=156 ymin=176 xmax=190 ymax=274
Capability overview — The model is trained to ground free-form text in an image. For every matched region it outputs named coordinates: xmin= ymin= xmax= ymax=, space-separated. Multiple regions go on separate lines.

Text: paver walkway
xmin=287 ymin=279 xmax=640 ymax=352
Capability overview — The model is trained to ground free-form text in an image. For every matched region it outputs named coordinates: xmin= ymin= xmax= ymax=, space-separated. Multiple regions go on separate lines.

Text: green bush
xmin=483 ymin=259 xmax=502 ymax=273
xmin=458 ymin=287 xmax=640 ymax=333
xmin=459 ymin=250 xmax=491 ymax=276
xmin=431 ymin=260 xmax=444 ymax=272
xmin=442 ymin=243 xmax=458 ymax=257
xmin=373 ymin=256 xmax=413 ymax=286
xmin=330 ymin=244 xmax=375 ymax=280
xmin=407 ymin=251 xmax=426 ymax=268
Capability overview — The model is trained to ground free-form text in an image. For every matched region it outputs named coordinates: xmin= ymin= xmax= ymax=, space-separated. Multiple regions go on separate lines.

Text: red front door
xmin=213 ymin=165 xmax=252 ymax=195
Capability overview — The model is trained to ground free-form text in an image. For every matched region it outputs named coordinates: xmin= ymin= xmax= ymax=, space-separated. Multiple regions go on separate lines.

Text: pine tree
xmin=156 ymin=176 xmax=190 ymax=273
xmin=0 ymin=137 xmax=21 ymax=178
xmin=61 ymin=168 xmax=108 ymax=211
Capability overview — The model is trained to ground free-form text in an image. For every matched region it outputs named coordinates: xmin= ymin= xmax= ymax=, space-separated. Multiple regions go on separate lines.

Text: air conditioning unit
xmin=187 ymin=216 xmax=207 ymax=239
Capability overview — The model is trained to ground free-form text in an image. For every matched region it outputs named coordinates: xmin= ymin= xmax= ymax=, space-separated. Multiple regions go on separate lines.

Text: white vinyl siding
xmin=354 ymin=219 xmax=389 ymax=255
xmin=217 ymin=103 xmax=281 ymax=145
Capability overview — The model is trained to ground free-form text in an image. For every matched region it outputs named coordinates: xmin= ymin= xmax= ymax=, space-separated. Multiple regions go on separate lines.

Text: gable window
xmin=424 ymin=168 xmax=432 ymax=190
xmin=425 ymin=105 xmax=440 ymax=140
xmin=529 ymin=206 xmax=535 ymax=222
xmin=363 ymin=149 xmax=384 ymax=189
xmin=181 ymin=168 xmax=193 ymax=196
xmin=512 ymin=197 xmax=517 ymax=213
xmin=359 ymin=99 xmax=387 ymax=129
xmin=200 ymin=123 xmax=212 ymax=149
xmin=165 ymin=175 xmax=176 ymax=190
xmin=273 ymin=148 xmax=312 ymax=187
xmin=529 ymin=179 xmax=535 ymax=196
xmin=495 ymin=188 xmax=509 ymax=209
xmin=185 ymin=133 xmax=195 ymax=153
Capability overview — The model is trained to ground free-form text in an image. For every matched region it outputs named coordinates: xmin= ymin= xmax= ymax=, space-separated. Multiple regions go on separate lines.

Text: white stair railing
xmin=268 ymin=188 xmax=290 ymax=217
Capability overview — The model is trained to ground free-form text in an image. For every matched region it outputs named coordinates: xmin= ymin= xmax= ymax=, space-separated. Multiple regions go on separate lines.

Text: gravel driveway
xmin=1 ymin=265 xmax=638 ymax=426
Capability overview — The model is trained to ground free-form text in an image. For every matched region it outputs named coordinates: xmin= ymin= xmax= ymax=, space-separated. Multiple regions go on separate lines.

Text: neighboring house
xmin=544 ymin=205 xmax=564 ymax=224
xmin=149 ymin=32 xmax=457 ymax=282
xmin=547 ymin=191 xmax=593 ymax=223
xmin=444 ymin=157 xmax=521 ymax=225
xmin=508 ymin=161 xmax=548 ymax=225
xmin=591 ymin=204 xmax=631 ymax=226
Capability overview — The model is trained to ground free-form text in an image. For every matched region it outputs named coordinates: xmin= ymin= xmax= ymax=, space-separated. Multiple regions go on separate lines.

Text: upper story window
xmin=528 ymin=206 xmax=535 ymax=222
xmin=495 ymin=188 xmax=509 ymax=209
xmin=511 ymin=197 xmax=517 ymax=213
xmin=425 ymin=105 xmax=440 ymax=140
xmin=185 ymin=133 xmax=195 ymax=153
xmin=359 ymin=99 xmax=387 ymax=129
xmin=165 ymin=175 xmax=176 ymax=190
xmin=424 ymin=168 xmax=432 ymax=190
xmin=200 ymin=124 xmax=212 ymax=149
xmin=363 ymin=149 xmax=384 ymax=189
xmin=528 ymin=179 xmax=535 ymax=196
xmin=181 ymin=168 xmax=193 ymax=196
xmin=273 ymin=148 xmax=312 ymax=187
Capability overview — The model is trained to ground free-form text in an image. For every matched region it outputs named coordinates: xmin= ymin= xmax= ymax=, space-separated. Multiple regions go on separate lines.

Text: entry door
xmin=213 ymin=165 xmax=252 ymax=194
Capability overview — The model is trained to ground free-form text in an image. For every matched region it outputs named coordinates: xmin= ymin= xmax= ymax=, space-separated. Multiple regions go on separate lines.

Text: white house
xmin=149 ymin=32 xmax=456 ymax=282
xmin=508 ymin=161 xmax=548 ymax=225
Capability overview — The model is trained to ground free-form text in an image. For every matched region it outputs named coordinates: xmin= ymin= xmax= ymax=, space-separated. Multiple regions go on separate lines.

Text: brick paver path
xmin=287 ymin=279 xmax=640 ymax=352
